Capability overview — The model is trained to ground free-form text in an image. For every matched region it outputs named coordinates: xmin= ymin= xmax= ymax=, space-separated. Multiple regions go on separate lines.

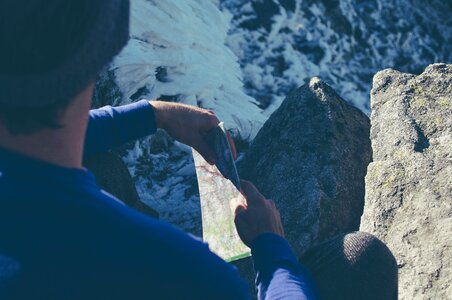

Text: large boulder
xmin=238 ymin=77 xmax=372 ymax=256
xmin=360 ymin=64 xmax=452 ymax=299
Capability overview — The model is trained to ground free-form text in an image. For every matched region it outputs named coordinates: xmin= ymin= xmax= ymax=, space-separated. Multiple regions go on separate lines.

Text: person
xmin=0 ymin=1 xmax=318 ymax=299
xmin=0 ymin=1 xmax=397 ymax=299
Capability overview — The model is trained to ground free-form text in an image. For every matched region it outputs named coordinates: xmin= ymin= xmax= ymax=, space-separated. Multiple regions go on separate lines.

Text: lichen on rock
xmin=361 ymin=64 xmax=452 ymax=299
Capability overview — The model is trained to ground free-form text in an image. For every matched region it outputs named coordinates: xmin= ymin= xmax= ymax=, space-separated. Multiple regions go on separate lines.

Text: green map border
xmin=225 ymin=251 xmax=251 ymax=263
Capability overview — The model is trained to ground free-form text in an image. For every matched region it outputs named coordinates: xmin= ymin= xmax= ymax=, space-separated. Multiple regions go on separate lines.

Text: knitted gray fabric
xmin=300 ymin=232 xmax=398 ymax=300
xmin=0 ymin=0 xmax=129 ymax=107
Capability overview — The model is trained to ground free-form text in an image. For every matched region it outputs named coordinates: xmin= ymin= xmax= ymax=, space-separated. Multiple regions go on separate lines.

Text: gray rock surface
xmin=360 ymin=64 xmax=452 ymax=299
xmin=238 ymin=77 xmax=372 ymax=257
xmin=84 ymin=152 xmax=159 ymax=219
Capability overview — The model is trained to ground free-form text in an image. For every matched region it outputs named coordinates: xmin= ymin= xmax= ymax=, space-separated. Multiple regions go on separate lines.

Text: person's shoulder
xmin=83 ymin=191 xmax=213 ymax=265
xmin=1 ymin=178 xmax=249 ymax=299
xmin=94 ymin=194 xmax=250 ymax=298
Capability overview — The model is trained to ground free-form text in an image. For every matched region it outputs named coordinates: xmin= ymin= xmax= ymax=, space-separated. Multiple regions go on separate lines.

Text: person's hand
xmin=232 ymin=180 xmax=285 ymax=248
xmin=149 ymin=100 xmax=236 ymax=164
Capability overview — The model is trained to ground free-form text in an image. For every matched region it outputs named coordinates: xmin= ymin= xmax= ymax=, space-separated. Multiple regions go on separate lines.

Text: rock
xmin=238 ymin=77 xmax=371 ymax=257
xmin=92 ymin=68 xmax=123 ymax=108
xmin=84 ymin=152 xmax=159 ymax=219
xmin=360 ymin=64 xmax=452 ymax=299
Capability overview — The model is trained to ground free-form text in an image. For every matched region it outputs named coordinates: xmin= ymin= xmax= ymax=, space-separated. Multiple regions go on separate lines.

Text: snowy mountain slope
xmin=222 ymin=0 xmax=452 ymax=113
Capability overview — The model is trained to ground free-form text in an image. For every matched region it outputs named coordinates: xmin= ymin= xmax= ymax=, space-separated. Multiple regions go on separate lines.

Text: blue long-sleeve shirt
xmin=0 ymin=100 xmax=318 ymax=299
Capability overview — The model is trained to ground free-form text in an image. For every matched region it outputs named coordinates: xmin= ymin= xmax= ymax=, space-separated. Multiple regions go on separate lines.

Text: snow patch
xmin=112 ymin=0 xmax=265 ymax=138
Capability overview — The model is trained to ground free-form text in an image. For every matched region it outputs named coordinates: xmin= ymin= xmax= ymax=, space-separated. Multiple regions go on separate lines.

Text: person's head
xmin=0 ymin=0 xmax=130 ymax=135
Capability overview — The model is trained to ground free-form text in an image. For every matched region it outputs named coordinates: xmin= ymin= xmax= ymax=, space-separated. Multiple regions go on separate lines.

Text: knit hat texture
xmin=0 ymin=0 xmax=130 ymax=107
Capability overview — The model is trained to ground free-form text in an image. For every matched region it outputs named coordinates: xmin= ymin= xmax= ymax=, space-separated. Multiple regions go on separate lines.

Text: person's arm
xmin=84 ymin=100 xmax=157 ymax=157
xmin=252 ymin=234 xmax=318 ymax=299
xmin=84 ymin=100 xmax=224 ymax=164
xmin=175 ymin=232 xmax=252 ymax=300
xmin=234 ymin=181 xmax=319 ymax=299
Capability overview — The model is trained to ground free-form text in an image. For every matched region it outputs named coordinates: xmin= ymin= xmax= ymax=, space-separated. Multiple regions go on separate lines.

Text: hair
xmin=0 ymin=0 xmax=101 ymax=135
xmin=0 ymin=103 xmax=67 ymax=135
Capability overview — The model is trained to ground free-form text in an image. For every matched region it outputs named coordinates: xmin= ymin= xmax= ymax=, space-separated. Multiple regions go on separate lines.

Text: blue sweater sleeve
xmin=84 ymin=100 xmax=157 ymax=157
xmin=252 ymin=233 xmax=319 ymax=300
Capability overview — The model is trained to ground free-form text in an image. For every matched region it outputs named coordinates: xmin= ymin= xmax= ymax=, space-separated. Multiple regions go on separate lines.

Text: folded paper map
xmin=192 ymin=123 xmax=250 ymax=262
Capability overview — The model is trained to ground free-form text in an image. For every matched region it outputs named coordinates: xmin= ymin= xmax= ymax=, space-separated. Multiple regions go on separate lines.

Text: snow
xmin=112 ymin=0 xmax=265 ymax=139
xmin=222 ymin=0 xmax=452 ymax=114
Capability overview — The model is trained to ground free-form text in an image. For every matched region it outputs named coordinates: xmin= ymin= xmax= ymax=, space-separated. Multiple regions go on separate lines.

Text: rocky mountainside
xmin=93 ymin=0 xmax=451 ymax=237
xmin=233 ymin=65 xmax=451 ymax=298
xmin=361 ymin=64 xmax=452 ymax=299
xmin=95 ymin=64 xmax=451 ymax=299
xmin=91 ymin=3 xmax=452 ymax=295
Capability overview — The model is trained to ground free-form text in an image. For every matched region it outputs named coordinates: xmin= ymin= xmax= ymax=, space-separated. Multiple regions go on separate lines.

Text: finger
xmin=234 ymin=204 xmax=247 ymax=216
xmin=268 ymin=199 xmax=276 ymax=208
xmin=279 ymin=222 xmax=285 ymax=237
xmin=230 ymin=195 xmax=246 ymax=212
xmin=193 ymin=137 xmax=217 ymax=165
xmin=240 ymin=180 xmax=266 ymax=206
xmin=226 ymin=131 xmax=237 ymax=160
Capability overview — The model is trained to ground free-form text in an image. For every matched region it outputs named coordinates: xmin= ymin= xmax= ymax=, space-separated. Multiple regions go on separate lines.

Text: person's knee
xmin=342 ymin=231 xmax=397 ymax=267
xmin=301 ymin=231 xmax=398 ymax=300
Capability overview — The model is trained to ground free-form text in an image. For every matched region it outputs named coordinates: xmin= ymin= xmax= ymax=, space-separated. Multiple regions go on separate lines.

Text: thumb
xmin=230 ymin=194 xmax=247 ymax=214
xmin=233 ymin=203 xmax=247 ymax=216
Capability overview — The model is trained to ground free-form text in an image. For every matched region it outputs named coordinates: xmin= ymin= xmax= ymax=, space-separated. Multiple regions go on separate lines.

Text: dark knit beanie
xmin=0 ymin=0 xmax=130 ymax=108
xmin=300 ymin=232 xmax=398 ymax=300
